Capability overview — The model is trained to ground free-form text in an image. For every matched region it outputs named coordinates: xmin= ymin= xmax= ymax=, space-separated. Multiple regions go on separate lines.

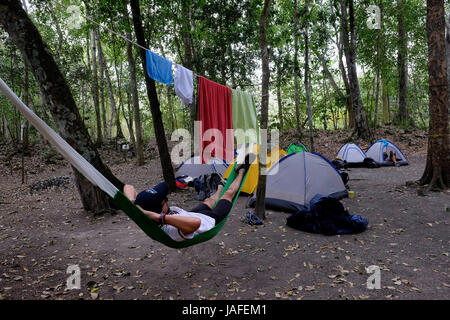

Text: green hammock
xmin=0 ymin=76 xmax=247 ymax=249
xmin=112 ymin=164 xmax=248 ymax=249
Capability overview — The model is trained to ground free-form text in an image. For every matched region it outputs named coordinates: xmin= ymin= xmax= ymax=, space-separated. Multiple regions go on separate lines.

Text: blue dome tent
xmin=365 ymin=139 xmax=408 ymax=166
xmin=336 ymin=143 xmax=367 ymax=166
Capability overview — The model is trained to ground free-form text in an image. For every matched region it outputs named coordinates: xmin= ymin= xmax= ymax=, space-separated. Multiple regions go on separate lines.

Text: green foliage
xmin=0 ymin=0 xmax=434 ymax=147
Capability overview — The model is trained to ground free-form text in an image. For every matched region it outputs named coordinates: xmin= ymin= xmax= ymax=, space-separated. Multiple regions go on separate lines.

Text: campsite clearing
xmin=0 ymin=136 xmax=448 ymax=300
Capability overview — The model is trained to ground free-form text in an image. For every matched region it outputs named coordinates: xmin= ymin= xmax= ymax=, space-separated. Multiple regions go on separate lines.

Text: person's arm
xmin=138 ymin=206 xmax=201 ymax=235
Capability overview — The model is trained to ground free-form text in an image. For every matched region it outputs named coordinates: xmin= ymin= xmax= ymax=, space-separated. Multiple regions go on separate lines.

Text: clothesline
xmin=49 ymin=0 xmax=262 ymax=148
xmin=49 ymin=0 xmax=197 ymax=76
xmin=34 ymin=0 xmax=262 ymax=163
xmin=49 ymin=0 xmax=147 ymax=52
xmin=48 ymin=0 xmax=206 ymax=84
xmin=48 ymin=0 xmax=263 ymax=91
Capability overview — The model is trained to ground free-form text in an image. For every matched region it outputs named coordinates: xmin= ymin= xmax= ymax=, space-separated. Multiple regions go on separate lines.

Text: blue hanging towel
xmin=145 ymin=50 xmax=173 ymax=85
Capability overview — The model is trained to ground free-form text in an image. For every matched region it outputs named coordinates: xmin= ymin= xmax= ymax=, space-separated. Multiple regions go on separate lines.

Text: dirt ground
xmin=0 ymin=128 xmax=448 ymax=301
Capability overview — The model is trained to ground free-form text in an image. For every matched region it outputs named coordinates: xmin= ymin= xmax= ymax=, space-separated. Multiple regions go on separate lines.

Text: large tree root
xmin=418 ymin=170 xmax=448 ymax=193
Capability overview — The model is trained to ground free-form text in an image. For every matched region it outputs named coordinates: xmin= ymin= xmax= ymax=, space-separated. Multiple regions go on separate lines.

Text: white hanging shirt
xmin=174 ymin=64 xmax=194 ymax=106
xmin=161 ymin=206 xmax=215 ymax=242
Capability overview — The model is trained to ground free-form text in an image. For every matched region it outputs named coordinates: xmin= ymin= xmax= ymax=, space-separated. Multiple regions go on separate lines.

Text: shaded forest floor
xmin=0 ymin=126 xmax=448 ymax=300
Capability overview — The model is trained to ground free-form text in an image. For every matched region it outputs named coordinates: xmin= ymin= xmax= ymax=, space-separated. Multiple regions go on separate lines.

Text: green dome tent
xmin=287 ymin=142 xmax=308 ymax=154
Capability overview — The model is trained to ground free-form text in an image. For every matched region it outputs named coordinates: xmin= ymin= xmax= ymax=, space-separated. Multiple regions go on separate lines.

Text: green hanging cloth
xmin=231 ymin=89 xmax=259 ymax=145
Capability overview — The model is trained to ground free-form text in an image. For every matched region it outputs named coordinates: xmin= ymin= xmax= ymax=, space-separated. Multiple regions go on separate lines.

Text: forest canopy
xmin=1 ymin=0 xmax=444 ymax=144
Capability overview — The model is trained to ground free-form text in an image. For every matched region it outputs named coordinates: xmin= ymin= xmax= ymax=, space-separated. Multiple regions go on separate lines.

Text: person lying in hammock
xmin=123 ymin=155 xmax=254 ymax=242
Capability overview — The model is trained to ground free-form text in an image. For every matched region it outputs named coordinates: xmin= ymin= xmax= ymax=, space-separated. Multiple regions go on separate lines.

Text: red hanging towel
xmin=197 ymin=76 xmax=234 ymax=163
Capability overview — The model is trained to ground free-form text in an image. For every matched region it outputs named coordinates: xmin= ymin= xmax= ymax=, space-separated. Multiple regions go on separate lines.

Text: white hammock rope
xmin=0 ymin=77 xmax=119 ymax=198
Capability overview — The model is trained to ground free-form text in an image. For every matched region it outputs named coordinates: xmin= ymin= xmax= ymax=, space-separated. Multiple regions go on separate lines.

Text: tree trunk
xmin=374 ymin=24 xmax=381 ymax=128
xmin=37 ymin=87 xmax=50 ymax=145
xmin=254 ymin=0 xmax=271 ymax=220
xmin=317 ymin=50 xmax=347 ymax=131
xmin=382 ymin=79 xmax=390 ymax=124
xmin=96 ymin=31 xmax=119 ymax=141
xmin=396 ymin=0 xmax=409 ymax=124
xmin=276 ymin=66 xmax=283 ymax=130
xmin=318 ymin=52 xmax=346 ymax=99
xmin=158 ymin=44 xmax=177 ymax=135
xmin=85 ymin=29 xmax=92 ymax=127
xmin=0 ymin=96 xmax=4 ymax=141
xmin=340 ymin=0 xmax=370 ymax=140
xmin=90 ymin=29 xmax=102 ymax=145
xmin=0 ymin=0 xmax=124 ymax=213
xmin=229 ymin=43 xmax=236 ymax=88
xmin=166 ymin=86 xmax=176 ymax=134
xmin=129 ymin=0 xmax=176 ymax=191
xmin=446 ymin=14 xmax=450 ymax=118
xmin=92 ymin=28 xmax=106 ymax=142
xmin=0 ymin=101 xmax=4 ymax=142
xmin=122 ymin=91 xmax=136 ymax=151
xmin=321 ymin=76 xmax=328 ymax=130
xmin=97 ymin=39 xmax=107 ymax=142
xmin=373 ymin=70 xmax=380 ymax=128
xmin=375 ymin=1 xmax=389 ymax=126
xmin=21 ymin=61 xmax=29 ymax=184
xmin=21 ymin=58 xmax=30 ymax=152
xmin=9 ymin=48 xmax=20 ymax=143
xmin=419 ymin=0 xmax=450 ymax=190
xmin=46 ymin=2 xmax=63 ymax=64
xmin=111 ymin=37 xmax=125 ymax=142
xmin=2 ymin=112 xmax=12 ymax=142
xmin=181 ymin=1 xmax=196 ymax=135
xmin=124 ymin=5 xmax=144 ymax=166
xmin=20 ymin=0 xmax=29 ymax=155
xmin=293 ymin=0 xmax=302 ymax=140
xmin=304 ymin=0 xmax=314 ymax=152
xmin=337 ymin=33 xmax=354 ymax=128
xmin=324 ymin=78 xmax=338 ymax=130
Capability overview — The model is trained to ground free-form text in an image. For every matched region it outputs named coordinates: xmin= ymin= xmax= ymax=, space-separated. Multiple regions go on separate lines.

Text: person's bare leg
xmin=220 ymin=169 xmax=245 ymax=202
xmin=202 ymin=185 xmax=224 ymax=209
xmin=390 ymin=151 xmax=398 ymax=166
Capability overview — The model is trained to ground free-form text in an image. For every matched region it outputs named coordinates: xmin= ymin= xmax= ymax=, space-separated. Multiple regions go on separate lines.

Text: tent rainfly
xmin=287 ymin=142 xmax=308 ymax=154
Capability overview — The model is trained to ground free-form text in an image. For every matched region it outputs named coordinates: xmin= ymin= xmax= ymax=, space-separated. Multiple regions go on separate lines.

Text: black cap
xmin=134 ymin=182 xmax=169 ymax=213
